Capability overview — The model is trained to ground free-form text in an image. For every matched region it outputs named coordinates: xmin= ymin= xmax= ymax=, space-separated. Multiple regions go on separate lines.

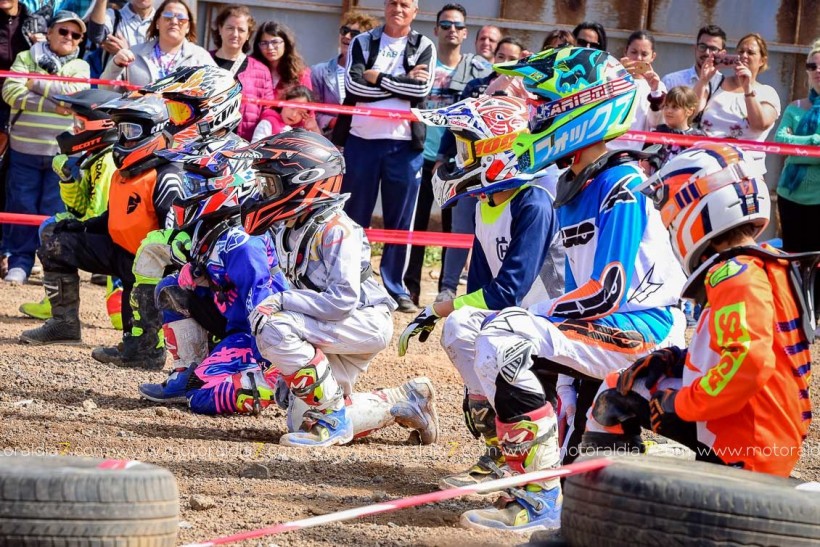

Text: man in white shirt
xmin=662 ymin=24 xmax=727 ymax=97
xmin=334 ymin=0 xmax=436 ymax=313
xmin=88 ymin=0 xmax=153 ymax=56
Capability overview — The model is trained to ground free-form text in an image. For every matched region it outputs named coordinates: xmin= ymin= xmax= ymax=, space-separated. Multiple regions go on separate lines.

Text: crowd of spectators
xmin=0 ymin=0 xmax=815 ymax=314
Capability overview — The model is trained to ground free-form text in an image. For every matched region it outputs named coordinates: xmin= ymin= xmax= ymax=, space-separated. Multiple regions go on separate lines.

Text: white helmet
xmin=637 ymin=143 xmax=770 ymax=275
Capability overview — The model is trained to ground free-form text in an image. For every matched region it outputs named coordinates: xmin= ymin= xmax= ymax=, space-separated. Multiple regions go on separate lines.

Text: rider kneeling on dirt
xmin=228 ymin=130 xmax=440 ymax=447
xmin=583 ymin=143 xmax=816 ymax=478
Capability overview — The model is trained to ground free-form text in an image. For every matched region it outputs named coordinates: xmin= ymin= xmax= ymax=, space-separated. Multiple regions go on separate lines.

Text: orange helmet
xmin=637 ymin=143 xmax=770 ymax=275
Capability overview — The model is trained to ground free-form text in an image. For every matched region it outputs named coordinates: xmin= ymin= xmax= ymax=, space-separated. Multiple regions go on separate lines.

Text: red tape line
xmin=1 ymin=69 xmax=818 ymax=157
xmin=181 ymin=457 xmax=611 ymax=546
xmin=0 ymin=213 xmax=474 ymax=248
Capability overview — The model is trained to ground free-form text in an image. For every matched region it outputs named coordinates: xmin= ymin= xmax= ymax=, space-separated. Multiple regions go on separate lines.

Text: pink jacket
xmin=212 ymin=54 xmax=274 ymax=141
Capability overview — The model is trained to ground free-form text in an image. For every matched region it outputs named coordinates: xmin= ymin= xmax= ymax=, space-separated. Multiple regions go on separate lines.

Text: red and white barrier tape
xmin=1 ymin=69 xmax=818 ymax=157
xmin=0 ymin=213 xmax=475 ymax=248
xmin=181 ymin=457 xmax=611 ymax=546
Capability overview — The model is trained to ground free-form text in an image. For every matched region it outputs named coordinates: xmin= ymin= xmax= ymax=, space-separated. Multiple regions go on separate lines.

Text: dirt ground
xmin=0 ymin=269 xmax=818 ymax=547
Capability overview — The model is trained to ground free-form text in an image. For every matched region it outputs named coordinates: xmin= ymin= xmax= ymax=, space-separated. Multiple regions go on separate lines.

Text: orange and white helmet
xmin=637 ymin=143 xmax=769 ymax=275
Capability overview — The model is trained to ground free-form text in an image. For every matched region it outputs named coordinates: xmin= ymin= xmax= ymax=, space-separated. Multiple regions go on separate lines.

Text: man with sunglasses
xmin=661 ymin=24 xmax=727 ymax=119
xmin=333 ymin=0 xmax=436 ymax=314
xmin=404 ymin=3 xmax=491 ymax=308
xmin=310 ymin=10 xmax=379 ymax=139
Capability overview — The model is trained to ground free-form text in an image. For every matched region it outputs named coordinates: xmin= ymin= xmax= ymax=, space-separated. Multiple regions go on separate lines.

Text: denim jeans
xmin=3 ymin=149 xmax=64 ymax=274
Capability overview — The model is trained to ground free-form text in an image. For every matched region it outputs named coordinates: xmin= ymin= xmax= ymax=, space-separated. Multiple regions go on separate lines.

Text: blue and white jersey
xmin=529 ymin=161 xmax=686 ymax=342
xmin=204 ymin=226 xmax=288 ymax=334
xmin=457 ymin=185 xmax=564 ymax=311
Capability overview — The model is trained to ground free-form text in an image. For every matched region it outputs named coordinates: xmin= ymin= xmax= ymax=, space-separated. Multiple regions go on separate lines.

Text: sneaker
xmin=434 ymin=288 xmax=456 ymax=304
xmin=138 ymin=365 xmax=193 ymax=404
xmin=460 ymin=486 xmax=562 ymax=532
xmin=391 ymin=377 xmax=439 ymax=445
xmin=459 ymin=271 xmax=468 ymax=286
xmin=279 ymin=406 xmax=354 ymax=447
xmin=394 ymin=295 xmax=418 ymax=314
xmin=4 ymin=267 xmax=27 ymax=285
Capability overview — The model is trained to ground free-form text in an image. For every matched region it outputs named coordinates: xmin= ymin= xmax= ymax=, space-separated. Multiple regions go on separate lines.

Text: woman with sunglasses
xmin=695 ymin=33 xmax=781 ymax=150
xmin=102 ymin=0 xmax=214 ymax=90
xmin=572 ymin=21 xmax=607 ymax=52
xmin=310 ymin=10 xmax=378 ymax=138
xmin=775 ymin=40 xmax=820 ymax=320
xmin=251 ymin=21 xmax=312 ymax=98
xmin=1 ymin=11 xmax=90 ymax=285
xmin=210 ymin=4 xmax=272 ymax=141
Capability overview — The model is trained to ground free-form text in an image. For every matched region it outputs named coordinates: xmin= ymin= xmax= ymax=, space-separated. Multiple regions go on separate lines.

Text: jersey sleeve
xmin=675 ymin=258 xmax=777 ymax=422
xmin=545 ymin=169 xmax=648 ymax=320
xmin=223 ymin=233 xmax=287 ymax=317
xmin=152 ymin=166 xmax=185 ymax=229
xmin=280 ymin=218 xmax=362 ymax=321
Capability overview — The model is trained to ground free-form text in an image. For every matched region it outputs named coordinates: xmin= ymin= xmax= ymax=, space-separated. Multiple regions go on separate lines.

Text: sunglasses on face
xmin=576 ymin=38 xmax=601 ymax=49
xmin=696 ymin=43 xmax=722 ymax=53
xmin=438 ymin=20 xmax=466 ymax=30
xmin=161 ymin=11 xmax=189 ymax=22
xmin=339 ymin=25 xmax=361 ymax=38
xmin=56 ymin=27 xmax=83 ymax=40
xmin=807 ymin=62 xmax=819 ymax=71
xmin=259 ymin=38 xmax=284 ymax=49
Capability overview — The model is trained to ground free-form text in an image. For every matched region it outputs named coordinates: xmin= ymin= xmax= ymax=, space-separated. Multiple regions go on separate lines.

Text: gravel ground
xmin=0 ymin=270 xmax=817 ymax=546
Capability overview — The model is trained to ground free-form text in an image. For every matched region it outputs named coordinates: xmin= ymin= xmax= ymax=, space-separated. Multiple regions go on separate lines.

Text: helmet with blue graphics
xmin=413 ymin=94 xmax=531 ymax=208
xmin=494 ymin=47 xmax=637 ymax=172
xmin=637 ymin=143 xmax=770 ymax=275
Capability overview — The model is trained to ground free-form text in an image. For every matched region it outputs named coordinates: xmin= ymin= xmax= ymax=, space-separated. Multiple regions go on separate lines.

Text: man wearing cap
xmin=1 ymin=11 xmax=90 ymax=285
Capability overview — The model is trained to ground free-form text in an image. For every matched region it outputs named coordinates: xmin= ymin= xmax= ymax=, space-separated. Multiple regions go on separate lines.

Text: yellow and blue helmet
xmin=495 ymin=47 xmax=638 ymax=172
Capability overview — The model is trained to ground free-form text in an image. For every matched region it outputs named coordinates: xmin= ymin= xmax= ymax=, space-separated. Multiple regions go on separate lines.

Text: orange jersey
xmin=675 ymin=251 xmax=812 ymax=476
xmin=107 ymin=169 xmax=159 ymax=255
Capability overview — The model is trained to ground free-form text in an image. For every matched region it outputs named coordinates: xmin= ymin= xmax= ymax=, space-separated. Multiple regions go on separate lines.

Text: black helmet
xmin=223 ymin=130 xmax=345 ymax=236
xmin=53 ymin=89 xmax=121 ymax=155
xmin=104 ymin=95 xmax=171 ymax=172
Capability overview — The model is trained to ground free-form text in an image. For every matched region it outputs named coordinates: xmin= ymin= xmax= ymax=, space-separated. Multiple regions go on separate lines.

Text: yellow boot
xmin=19 ymin=297 xmax=52 ymax=321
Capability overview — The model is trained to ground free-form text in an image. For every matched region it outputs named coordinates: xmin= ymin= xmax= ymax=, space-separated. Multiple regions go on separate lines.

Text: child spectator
xmin=651 ymin=85 xmax=705 ymax=164
xmin=252 ymin=85 xmax=319 ymax=142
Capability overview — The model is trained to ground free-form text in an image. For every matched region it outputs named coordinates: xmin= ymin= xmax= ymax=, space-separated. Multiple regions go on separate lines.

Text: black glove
xmin=617 ymin=346 xmax=685 ymax=396
xmin=398 ymin=306 xmax=441 ymax=357
xmin=53 ymin=218 xmax=86 ymax=234
xmin=649 ymin=389 xmax=678 ymax=433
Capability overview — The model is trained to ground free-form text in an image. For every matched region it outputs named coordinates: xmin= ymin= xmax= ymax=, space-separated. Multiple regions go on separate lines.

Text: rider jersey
xmin=455 ymin=185 xmax=564 ymax=311
xmin=108 ymin=162 xmax=184 ymax=254
xmin=203 ymin=225 xmax=288 ymax=334
xmin=529 ymin=161 xmax=686 ymax=343
xmin=675 ymin=249 xmax=812 ymax=476
xmin=275 ymin=206 xmax=396 ymax=322
xmin=59 ymin=148 xmax=116 ymax=220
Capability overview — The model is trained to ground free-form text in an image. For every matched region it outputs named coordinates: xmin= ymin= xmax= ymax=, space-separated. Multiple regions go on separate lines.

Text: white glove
xmin=249 ymin=293 xmax=284 ymax=336
xmin=556 ymin=376 xmax=577 ymax=425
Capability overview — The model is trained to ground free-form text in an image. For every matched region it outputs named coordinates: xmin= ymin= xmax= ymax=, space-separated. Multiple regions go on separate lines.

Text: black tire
xmin=562 ymin=455 xmax=820 ymax=546
xmin=0 ymin=454 xmax=178 ymax=546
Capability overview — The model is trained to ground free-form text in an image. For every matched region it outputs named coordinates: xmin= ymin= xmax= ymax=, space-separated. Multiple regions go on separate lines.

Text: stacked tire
xmin=561 ymin=455 xmax=820 ymax=546
xmin=0 ymin=455 xmax=178 ymax=546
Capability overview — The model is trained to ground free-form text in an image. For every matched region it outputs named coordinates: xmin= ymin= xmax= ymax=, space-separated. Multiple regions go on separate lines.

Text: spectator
xmin=404 ymin=2 xmax=491 ymax=306
xmin=333 ymin=0 xmax=435 ymax=313
xmin=434 ymin=36 xmax=526 ymax=304
xmin=210 ymin=4 xmax=271 ymax=141
xmin=310 ymin=10 xmax=378 ymax=138
xmin=775 ymin=41 xmax=820 ymax=317
xmin=250 ymin=21 xmax=311 ymax=97
xmin=661 ymin=24 xmax=726 ymax=125
xmin=697 ymin=33 xmax=780 ymax=146
xmin=474 ymin=24 xmax=501 ymax=61
xmin=651 ymin=85 xmax=704 ymax=164
xmin=0 ymin=0 xmax=45 ymax=277
xmin=612 ymin=30 xmax=665 ymax=150
xmin=101 ymin=0 xmax=214 ymax=90
xmin=251 ymin=84 xmax=319 ymax=141
xmin=87 ymin=0 xmax=154 ymax=75
xmin=541 ymin=29 xmax=574 ymax=51
xmin=2 ymin=10 xmax=89 ymax=284
xmin=572 ymin=21 xmax=606 ymax=51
